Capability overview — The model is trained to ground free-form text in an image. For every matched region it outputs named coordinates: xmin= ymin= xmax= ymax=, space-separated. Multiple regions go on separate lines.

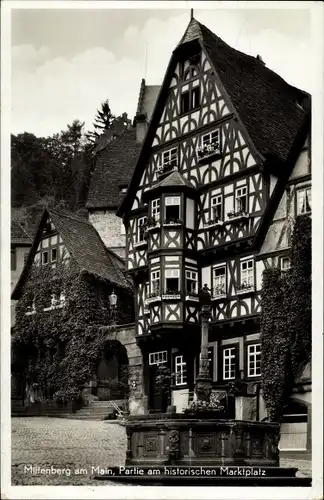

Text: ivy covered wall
xmin=261 ymin=215 xmax=311 ymax=422
xmin=12 ymin=259 xmax=134 ymax=404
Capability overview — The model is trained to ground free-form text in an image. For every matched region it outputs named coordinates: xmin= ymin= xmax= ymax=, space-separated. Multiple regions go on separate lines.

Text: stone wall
xmin=88 ymin=209 xmax=126 ymax=256
xmin=114 ymin=324 xmax=145 ymax=415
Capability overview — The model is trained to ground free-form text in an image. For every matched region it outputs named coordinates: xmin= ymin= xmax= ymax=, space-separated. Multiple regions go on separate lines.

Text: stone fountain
xmin=96 ymin=287 xmax=311 ymax=485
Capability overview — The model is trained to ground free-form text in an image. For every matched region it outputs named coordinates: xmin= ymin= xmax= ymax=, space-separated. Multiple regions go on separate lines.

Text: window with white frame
xmin=144 ymin=282 xmax=150 ymax=300
xmin=175 ymin=355 xmax=187 ymax=385
xmin=213 ymin=265 xmax=226 ymax=296
xmin=151 ymin=199 xmax=160 ymax=221
xmin=211 ymin=194 xmax=223 ymax=221
xmin=247 ymin=343 xmax=261 ymax=377
xmin=281 ymin=257 xmax=291 ymax=272
xmin=162 ymin=148 xmax=178 ymax=168
xmin=297 ymin=187 xmax=311 ymax=214
xmin=202 ymin=130 xmax=219 ymax=147
xmin=165 ymin=196 xmax=180 ymax=221
xmin=240 ymin=259 xmax=254 ymax=289
xmin=181 ymin=86 xmax=200 ymax=114
xmin=137 ymin=216 xmax=147 ymax=242
xmin=235 ymin=186 xmax=248 ymax=213
xmin=149 ymin=351 xmax=167 ymax=365
xmin=223 ymin=347 xmax=236 ymax=380
xmin=186 ymin=270 xmax=198 ymax=294
xmin=165 ymin=269 xmax=180 ymax=293
xmin=151 ymin=270 xmax=160 ymax=296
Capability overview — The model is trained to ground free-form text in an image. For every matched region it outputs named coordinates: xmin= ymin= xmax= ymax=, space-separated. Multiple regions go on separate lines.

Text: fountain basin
xmin=125 ymin=414 xmax=280 ymax=467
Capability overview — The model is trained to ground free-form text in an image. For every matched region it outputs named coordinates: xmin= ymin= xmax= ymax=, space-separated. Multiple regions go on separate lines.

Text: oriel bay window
xmin=164 ymin=269 xmax=180 ymax=296
xmin=247 ymin=343 xmax=261 ymax=377
xmin=185 ymin=270 xmax=198 ymax=295
xmin=238 ymin=259 xmax=254 ymax=292
xmin=151 ymin=270 xmax=161 ymax=297
xmin=212 ymin=265 xmax=227 ymax=298
xmin=164 ymin=196 xmax=181 ymax=224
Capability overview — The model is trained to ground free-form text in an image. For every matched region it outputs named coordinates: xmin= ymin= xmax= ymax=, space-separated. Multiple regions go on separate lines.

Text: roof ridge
xmin=49 ymin=208 xmax=92 ymax=225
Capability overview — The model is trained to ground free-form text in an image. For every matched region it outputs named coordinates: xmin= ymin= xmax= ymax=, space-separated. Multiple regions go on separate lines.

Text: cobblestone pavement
xmin=11 ymin=417 xmax=312 ymax=486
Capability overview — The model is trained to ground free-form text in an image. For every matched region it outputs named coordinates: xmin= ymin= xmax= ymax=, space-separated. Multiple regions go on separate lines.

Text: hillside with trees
xmin=11 ymin=100 xmax=123 ymax=231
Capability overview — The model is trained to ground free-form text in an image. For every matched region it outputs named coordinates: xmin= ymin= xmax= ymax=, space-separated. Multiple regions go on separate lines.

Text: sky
xmin=10 ymin=4 xmax=312 ymax=138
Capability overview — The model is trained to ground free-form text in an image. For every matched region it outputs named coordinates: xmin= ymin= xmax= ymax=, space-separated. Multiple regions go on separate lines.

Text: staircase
xmin=69 ymin=399 xmax=125 ymax=421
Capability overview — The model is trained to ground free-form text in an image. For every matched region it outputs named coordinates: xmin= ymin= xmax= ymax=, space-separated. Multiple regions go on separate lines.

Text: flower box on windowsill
xmin=226 ymin=211 xmax=249 ymax=224
xmin=157 ymin=161 xmax=178 ymax=177
xmin=203 ymin=219 xmax=224 ymax=230
xmin=144 ymin=295 xmax=162 ymax=306
xmin=185 ymin=294 xmax=200 ymax=302
xmin=237 ymin=284 xmax=255 ymax=296
xmin=146 ymin=221 xmax=160 ymax=232
xmin=197 ymin=143 xmax=222 ymax=164
xmin=134 ymin=240 xmax=148 ymax=249
xmin=163 ymin=219 xmax=183 ymax=227
xmin=162 ymin=291 xmax=181 ymax=300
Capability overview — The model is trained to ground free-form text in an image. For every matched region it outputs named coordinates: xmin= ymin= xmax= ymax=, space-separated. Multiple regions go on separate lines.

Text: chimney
xmin=135 ymin=112 xmax=148 ymax=144
xmin=256 ymin=54 xmax=265 ymax=65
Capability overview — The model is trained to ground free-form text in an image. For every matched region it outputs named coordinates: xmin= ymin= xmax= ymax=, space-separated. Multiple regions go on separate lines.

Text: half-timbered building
xmin=117 ymin=17 xmax=311 ymax=423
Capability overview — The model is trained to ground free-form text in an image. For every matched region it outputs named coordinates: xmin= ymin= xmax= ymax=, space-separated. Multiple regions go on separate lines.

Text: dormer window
xmin=184 ymin=66 xmax=198 ymax=81
xmin=198 ymin=130 xmax=221 ymax=159
xmin=165 ymin=196 xmax=180 ymax=223
xmin=181 ymin=85 xmax=200 ymax=114
xmin=297 ymin=187 xmax=311 ymax=215
xmin=235 ymin=186 xmax=248 ymax=214
xmin=211 ymin=195 xmax=223 ymax=221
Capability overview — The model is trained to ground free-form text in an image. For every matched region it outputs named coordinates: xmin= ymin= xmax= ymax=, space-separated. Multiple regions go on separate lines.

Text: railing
xmin=162 ymin=218 xmax=183 ymax=227
xmin=161 ymin=289 xmax=181 ymax=300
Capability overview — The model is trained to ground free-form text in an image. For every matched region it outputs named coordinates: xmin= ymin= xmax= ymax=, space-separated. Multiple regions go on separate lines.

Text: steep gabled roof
xmin=117 ymin=17 xmax=310 ymax=218
xmin=12 ymin=209 xmax=132 ymax=299
xmin=197 ymin=21 xmax=310 ymax=165
xmin=155 ymin=170 xmax=196 ymax=189
xmin=86 ymin=128 xmax=142 ymax=209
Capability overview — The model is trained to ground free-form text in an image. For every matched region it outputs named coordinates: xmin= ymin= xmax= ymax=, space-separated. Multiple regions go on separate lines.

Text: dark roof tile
xmin=86 ymin=128 xmax=141 ymax=209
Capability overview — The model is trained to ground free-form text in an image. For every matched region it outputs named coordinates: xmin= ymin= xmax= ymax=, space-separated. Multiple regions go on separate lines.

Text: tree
xmin=86 ymin=99 xmax=115 ymax=145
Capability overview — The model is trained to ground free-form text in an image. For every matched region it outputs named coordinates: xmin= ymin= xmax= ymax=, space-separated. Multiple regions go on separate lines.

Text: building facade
xmin=117 ymin=16 xmax=311 ymax=451
xmin=11 ymin=219 xmax=32 ymax=325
